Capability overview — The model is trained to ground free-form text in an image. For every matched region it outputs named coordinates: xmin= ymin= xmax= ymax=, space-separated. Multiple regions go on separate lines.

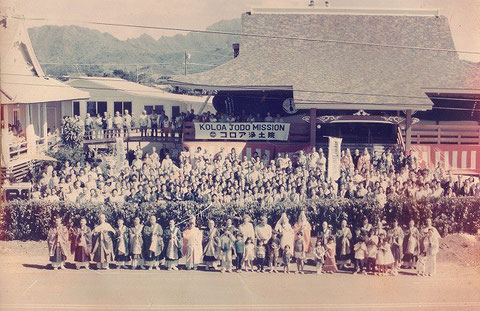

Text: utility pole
xmin=184 ymin=50 xmax=187 ymax=75
xmin=136 ymin=65 xmax=139 ymax=83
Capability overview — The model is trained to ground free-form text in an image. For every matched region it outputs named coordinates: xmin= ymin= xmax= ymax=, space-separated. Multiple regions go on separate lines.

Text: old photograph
xmin=1 ymin=0 xmax=479 ymax=310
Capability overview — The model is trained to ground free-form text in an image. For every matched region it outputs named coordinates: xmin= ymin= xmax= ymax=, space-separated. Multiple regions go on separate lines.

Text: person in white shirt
xmin=139 ymin=110 xmax=149 ymax=137
xmin=264 ymin=112 xmax=274 ymax=122
xmin=113 ymin=111 xmax=123 ymax=137
xmin=123 ymin=110 xmax=132 ymax=137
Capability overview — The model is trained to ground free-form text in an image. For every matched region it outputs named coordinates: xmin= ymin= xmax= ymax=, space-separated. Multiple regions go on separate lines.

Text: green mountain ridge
xmin=28 ymin=18 xmax=241 ymax=80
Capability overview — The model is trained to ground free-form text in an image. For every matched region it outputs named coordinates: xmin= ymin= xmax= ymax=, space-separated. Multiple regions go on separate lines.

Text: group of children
xmin=229 ymin=228 xmax=439 ymax=277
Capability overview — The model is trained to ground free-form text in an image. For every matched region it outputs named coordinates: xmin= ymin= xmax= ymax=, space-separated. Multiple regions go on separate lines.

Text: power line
xmin=2 ymin=79 xmax=480 ymax=112
xmin=2 ymin=72 xmax=479 ymax=103
xmin=189 ymin=50 xmax=232 ymax=59
xmin=40 ymin=62 xmax=179 ymax=66
xmin=12 ymin=15 xmax=480 ymax=55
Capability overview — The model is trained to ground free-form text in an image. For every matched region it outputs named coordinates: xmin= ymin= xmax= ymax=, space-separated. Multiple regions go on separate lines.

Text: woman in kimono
xmin=114 ymin=218 xmax=130 ymax=269
xmin=403 ymin=220 xmax=420 ymax=269
xmin=423 ymin=228 xmax=439 ymax=276
xmin=203 ymin=219 xmax=221 ymax=270
xmin=274 ymin=213 xmax=294 ymax=256
xmin=238 ymin=215 xmax=255 ymax=245
xmin=182 ymin=217 xmax=203 ymax=270
xmin=91 ymin=214 xmax=115 ymax=270
xmin=293 ymin=211 xmax=312 ymax=254
xmin=143 ymin=215 xmax=164 ymax=270
xmin=336 ymin=219 xmax=352 ymax=270
xmin=47 ymin=215 xmax=69 ymax=270
xmin=388 ymin=219 xmax=404 ymax=274
xmin=163 ymin=219 xmax=183 ymax=271
xmin=71 ymin=217 xmax=92 ymax=270
xmin=129 ymin=217 xmax=144 ymax=269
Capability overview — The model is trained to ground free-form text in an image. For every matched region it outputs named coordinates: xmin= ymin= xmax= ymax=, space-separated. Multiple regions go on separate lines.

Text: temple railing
xmin=403 ymin=125 xmax=480 ymax=145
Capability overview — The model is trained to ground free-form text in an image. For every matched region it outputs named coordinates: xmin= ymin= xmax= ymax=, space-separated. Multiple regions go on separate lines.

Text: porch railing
xmin=403 ymin=125 xmax=480 ymax=145
xmin=82 ymin=127 xmax=183 ymax=144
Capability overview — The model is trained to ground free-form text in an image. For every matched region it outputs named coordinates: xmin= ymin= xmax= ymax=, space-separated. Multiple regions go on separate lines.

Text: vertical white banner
xmin=327 ymin=137 xmax=342 ymax=181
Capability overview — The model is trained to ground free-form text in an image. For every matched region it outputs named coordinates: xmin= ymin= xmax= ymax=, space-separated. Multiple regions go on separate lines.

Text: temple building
xmin=170 ymin=7 xmax=480 ymax=174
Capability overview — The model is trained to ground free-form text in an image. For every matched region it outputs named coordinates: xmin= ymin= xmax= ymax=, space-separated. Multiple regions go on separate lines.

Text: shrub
xmin=61 ymin=117 xmax=84 ymax=147
xmin=1 ymin=197 xmax=479 ymax=241
xmin=45 ymin=146 xmax=86 ymax=170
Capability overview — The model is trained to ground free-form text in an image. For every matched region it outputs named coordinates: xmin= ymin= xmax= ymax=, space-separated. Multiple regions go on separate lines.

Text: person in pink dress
xmin=323 ymin=236 xmax=338 ymax=273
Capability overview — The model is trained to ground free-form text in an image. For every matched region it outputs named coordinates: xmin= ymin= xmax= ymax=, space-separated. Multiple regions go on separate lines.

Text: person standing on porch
xmin=139 ymin=110 xmax=148 ymax=137
xmin=123 ymin=110 xmax=132 ymax=137
xmin=150 ymin=112 xmax=159 ymax=137
xmin=113 ymin=111 xmax=123 ymax=137
xmin=84 ymin=113 xmax=93 ymax=140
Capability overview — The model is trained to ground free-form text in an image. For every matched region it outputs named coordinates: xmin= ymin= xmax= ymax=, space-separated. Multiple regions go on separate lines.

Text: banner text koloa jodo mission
xmin=194 ymin=122 xmax=290 ymax=141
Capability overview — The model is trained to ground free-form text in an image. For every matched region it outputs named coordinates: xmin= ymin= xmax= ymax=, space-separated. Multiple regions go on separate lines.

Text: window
xmin=172 ymin=106 xmax=180 ymax=119
xmin=114 ymin=101 xmax=132 ymax=115
xmin=154 ymin=105 xmax=164 ymax=114
xmin=97 ymin=102 xmax=107 ymax=116
xmin=13 ymin=109 xmax=19 ymax=124
xmin=73 ymin=101 xmax=80 ymax=116
xmin=144 ymin=105 xmax=153 ymax=115
xmin=87 ymin=101 xmax=108 ymax=117
xmin=86 ymin=101 xmax=97 ymax=116
xmin=124 ymin=102 xmax=132 ymax=114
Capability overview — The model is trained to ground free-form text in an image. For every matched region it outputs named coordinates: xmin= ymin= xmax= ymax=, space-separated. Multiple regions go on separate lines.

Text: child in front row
xmin=268 ymin=232 xmax=281 ymax=273
xmin=294 ymin=231 xmax=306 ymax=274
xmin=234 ymin=234 xmax=245 ymax=272
xmin=256 ymin=239 xmax=267 ymax=272
xmin=243 ymin=237 xmax=255 ymax=272
xmin=282 ymin=245 xmax=292 ymax=274
xmin=313 ymin=239 xmax=325 ymax=274
xmin=353 ymin=236 xmax=367 ymax=275
xmin=366 ymin=229 xmax=378 ymax=275
xmin=323 ymin=236 xmax=337 ymax=273
xmin=416 ymin=251 xmax=427 ymax=276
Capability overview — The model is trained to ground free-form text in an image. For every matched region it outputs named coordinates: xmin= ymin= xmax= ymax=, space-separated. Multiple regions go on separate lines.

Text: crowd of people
xmin=48 ymin=212 xmax=441 ymax=277
xmin=33 ymin=144 xmax=480 ymax=205
xmin=79 ymin=109 xmax=288 ymax=140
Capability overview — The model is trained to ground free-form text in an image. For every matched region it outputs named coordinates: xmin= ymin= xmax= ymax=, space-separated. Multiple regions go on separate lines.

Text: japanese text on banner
xmin=194 ymin=122 xmax=290 ymax=141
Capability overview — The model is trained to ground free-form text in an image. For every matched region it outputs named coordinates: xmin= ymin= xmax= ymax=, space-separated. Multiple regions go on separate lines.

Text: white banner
xmin=194 ymin=122 xmax=290 ymax=141
xmin=327 ymin=137 xmax=342 ymax=181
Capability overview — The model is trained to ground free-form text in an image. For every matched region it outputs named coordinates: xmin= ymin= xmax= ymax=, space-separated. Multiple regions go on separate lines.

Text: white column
xmin=26 ymin=104 xmax=35 ymax=155
xmin=42 ymin=102 xmax=47 ymax=138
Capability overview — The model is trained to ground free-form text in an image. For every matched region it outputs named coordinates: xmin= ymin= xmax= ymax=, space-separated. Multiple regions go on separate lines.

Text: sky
xmin=8 ymin=0 xmax=480 ymax=61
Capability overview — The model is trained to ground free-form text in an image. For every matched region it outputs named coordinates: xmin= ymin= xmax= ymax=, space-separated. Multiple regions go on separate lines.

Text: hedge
xmin=1 ymin=196 xmax=479 ymax=241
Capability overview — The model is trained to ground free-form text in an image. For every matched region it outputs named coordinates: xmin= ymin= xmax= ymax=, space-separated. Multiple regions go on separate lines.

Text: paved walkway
xmin=1 ymin=253 xmax=479 ymax=310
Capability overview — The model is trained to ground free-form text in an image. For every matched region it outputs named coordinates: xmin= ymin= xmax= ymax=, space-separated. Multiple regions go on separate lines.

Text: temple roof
xmin=170 ymin=8 xmax=480 ymax=111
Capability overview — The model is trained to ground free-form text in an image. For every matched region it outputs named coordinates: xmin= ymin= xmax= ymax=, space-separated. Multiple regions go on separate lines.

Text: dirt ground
xmin=1 ymin=234 xmax=480 ymax=310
